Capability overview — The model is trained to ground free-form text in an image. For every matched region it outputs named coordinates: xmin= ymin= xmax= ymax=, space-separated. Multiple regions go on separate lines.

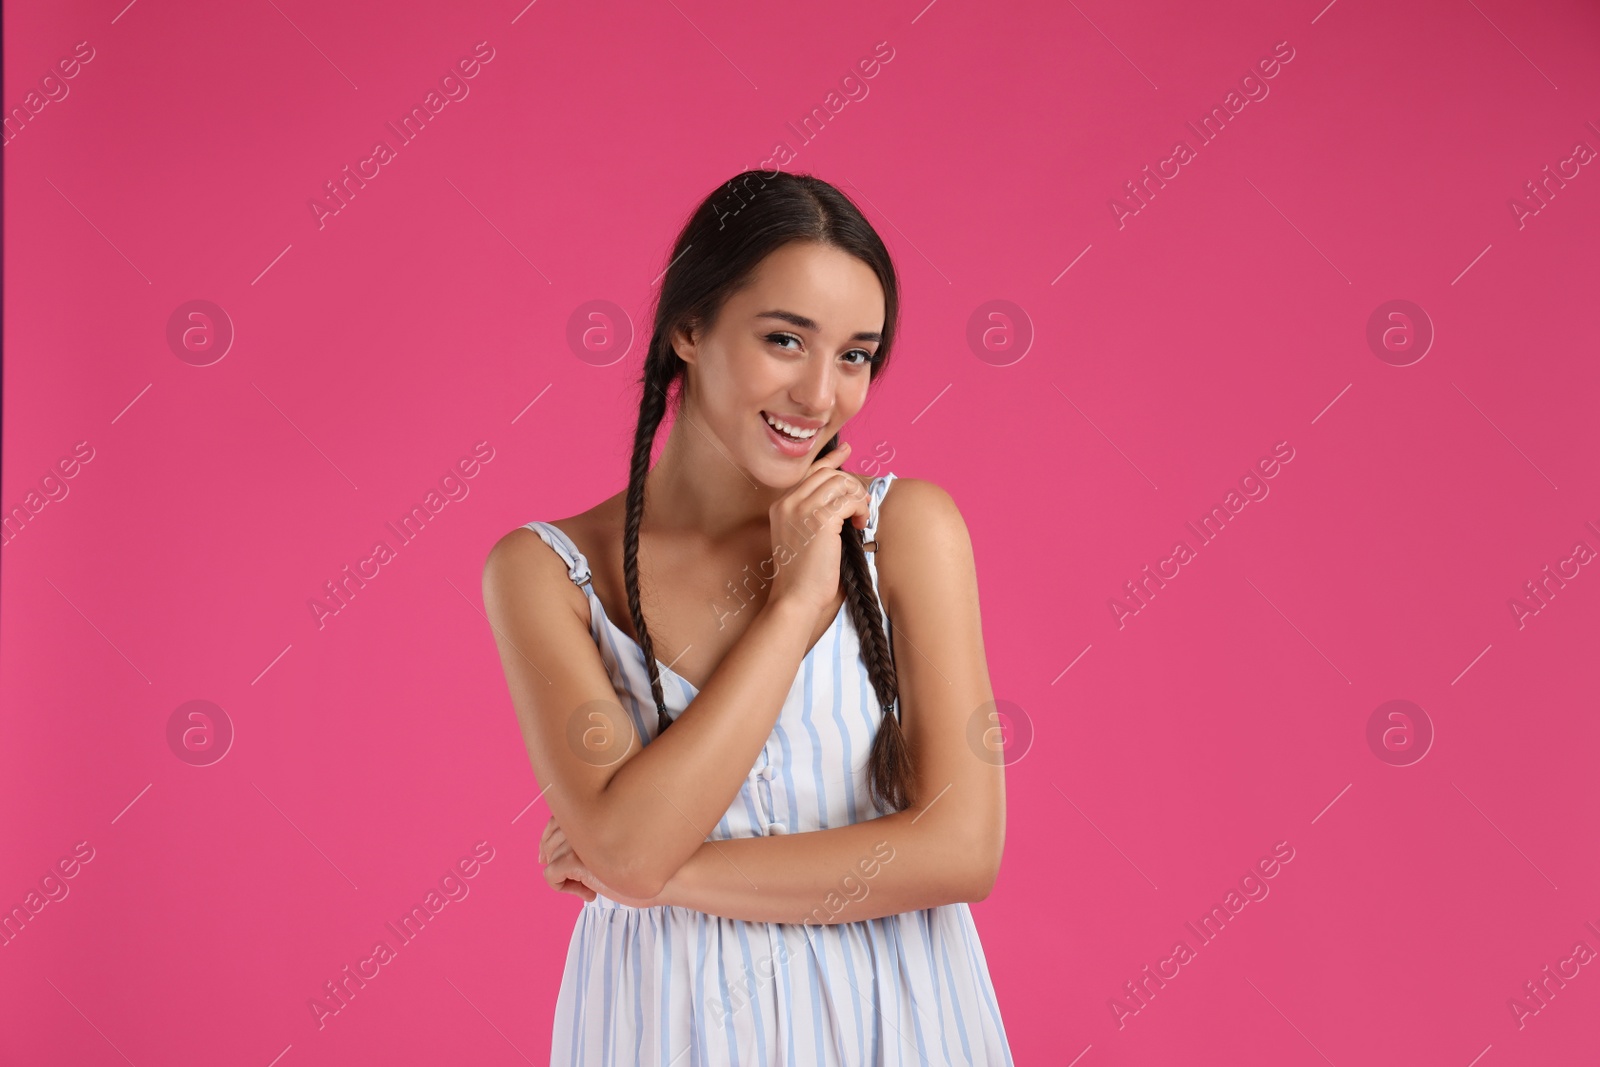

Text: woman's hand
xmin=539 ymin=816 xmax=596 ymax=902
xmin=766 ymin=440 xmax=872 ymax=614
xmin=539 ymin=816 xmax=674 ymax=910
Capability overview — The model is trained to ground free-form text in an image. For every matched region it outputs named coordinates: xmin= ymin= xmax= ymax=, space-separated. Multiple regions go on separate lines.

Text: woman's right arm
xmin=481 ymin=528 xmax=819 ymax=901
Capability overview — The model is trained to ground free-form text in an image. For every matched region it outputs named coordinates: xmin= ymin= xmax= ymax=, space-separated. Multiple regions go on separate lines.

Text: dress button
xmin=767 ymin=822 xmax=787 ymax=835
xmin=759 ymin=766 xmax=775 ymax=780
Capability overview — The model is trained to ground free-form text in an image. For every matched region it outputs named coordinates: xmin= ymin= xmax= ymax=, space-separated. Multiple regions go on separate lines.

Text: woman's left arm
xmin=656 ymin=478 xmax=1008 ymax=925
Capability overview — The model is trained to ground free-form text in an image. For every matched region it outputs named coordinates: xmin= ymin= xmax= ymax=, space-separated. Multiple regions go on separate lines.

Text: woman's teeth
xmin=762 ymin=412 xmax=818 ymax=441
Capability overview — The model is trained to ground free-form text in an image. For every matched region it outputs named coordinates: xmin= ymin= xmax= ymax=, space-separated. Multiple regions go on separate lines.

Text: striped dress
xmin=524 ymin=472 xmax=1014 ymax=1066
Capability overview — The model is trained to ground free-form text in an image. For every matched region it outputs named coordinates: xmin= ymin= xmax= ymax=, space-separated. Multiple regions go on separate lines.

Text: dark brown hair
xmin=624 ymin=169 xmax=913 ymax=815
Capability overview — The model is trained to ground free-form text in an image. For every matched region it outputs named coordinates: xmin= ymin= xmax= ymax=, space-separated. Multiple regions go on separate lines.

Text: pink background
xmin=4 ymin=0 xmax=1599 ymax=1064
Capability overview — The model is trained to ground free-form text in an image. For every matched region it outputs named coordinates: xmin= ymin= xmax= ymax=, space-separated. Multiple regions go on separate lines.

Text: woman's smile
xmin=760 ymin=410 xmax=824 ymax=456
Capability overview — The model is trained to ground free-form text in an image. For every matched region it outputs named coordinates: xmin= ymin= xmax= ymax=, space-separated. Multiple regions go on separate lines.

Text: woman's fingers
xmin=542 ymin=849 xmax=576 ymax=887
xmin=538 ymin=809 xmax=607 ymax=906
xmin=542 ymin=849 xmax=598 ymax=901
xmin=539 ymin=815 xmax=560 ymax=864
xmin=540 ymin=822 xmax=597 ymax=903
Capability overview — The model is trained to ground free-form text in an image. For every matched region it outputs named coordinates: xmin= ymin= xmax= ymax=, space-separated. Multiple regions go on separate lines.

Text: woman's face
xmin=672 ymin=241 xmax=885 ymax=487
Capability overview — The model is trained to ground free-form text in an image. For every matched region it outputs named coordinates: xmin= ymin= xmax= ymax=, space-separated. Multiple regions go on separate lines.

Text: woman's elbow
xmin=600 ymin=861 xmax=667 ymax=902
xmin=586 ymin=824 xmax=670 ymax=900
xmin=959 ymin=824 xmax=1004 ymax=903
xmin=963 ymin=854 xmax=1000 ymax=902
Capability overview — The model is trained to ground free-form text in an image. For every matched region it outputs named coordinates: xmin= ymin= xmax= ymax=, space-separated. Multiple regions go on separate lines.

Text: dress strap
xmin=862 ymin=473 xmax=897 ymax=550
xmin=522 ymin=521 xmax=594 ymax=589
xmin=525 ymin=520 xmax=669 ymax=724
xmin=861 ymin=474 xmax=899 ymax=723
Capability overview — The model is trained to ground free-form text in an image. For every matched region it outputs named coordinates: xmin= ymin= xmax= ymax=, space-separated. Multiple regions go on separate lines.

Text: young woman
xmin=483 ymin=171 xmax=1013 ymax=1065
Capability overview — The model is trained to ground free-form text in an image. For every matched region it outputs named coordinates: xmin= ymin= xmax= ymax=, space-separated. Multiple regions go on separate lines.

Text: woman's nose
xmin=790 ymin=357 xmax=835 ymax=412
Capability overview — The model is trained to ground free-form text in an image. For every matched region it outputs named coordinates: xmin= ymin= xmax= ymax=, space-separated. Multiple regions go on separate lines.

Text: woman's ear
xmin=669 ymin=322 xmax=698 ymax=366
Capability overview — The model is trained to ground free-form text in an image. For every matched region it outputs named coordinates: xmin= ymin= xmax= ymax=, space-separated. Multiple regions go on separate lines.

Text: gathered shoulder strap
xmin=861 ymin=473 xmax=900 ymax=723
xmin=522 ymin=521 xmax=594 ymax=589
xmin=862 ymin=472 xmax=897 ymax=551
xmin=862 ymin=474 xmax=897 ymax=639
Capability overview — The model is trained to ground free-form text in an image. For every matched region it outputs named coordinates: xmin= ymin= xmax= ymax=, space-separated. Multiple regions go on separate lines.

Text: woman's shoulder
xmin=508 ymin=488 xmax=624 ymax=549
xmin=872 ymin=470 xmax=953 ymax=509
xmin=482 ymin=492 xmax=620 ymax=598
xmin=872 ymin=473 xmax=970 ymax=548
xmin=870 ymin=474 xmax=979 ymax=611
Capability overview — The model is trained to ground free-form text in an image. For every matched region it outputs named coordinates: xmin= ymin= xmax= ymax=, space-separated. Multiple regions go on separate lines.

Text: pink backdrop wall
xmin=4 ymin=0 xmax=1598 ymax=1063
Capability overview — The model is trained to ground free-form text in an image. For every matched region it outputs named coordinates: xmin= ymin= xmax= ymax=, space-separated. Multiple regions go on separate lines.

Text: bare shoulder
xmin=483 ymin=487 xmax=621 ymax=578
xmin=877 ymin=475 xmax=967 ymax=539
xmin=481 ymin=516 xmax=594 ymax=628
xmin=872 ymin=476 xmax=976 ymax=606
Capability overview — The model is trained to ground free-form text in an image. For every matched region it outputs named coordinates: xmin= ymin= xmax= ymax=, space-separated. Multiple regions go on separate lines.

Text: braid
xmin=839 ymin=481 xmax=915 ymax=814
xmin=624 ymin=353 xmax=679 ymax=736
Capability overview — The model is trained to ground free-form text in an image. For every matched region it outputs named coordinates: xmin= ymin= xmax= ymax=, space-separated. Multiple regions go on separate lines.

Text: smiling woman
xmin=482 ymin=170 xmax=1014 ymax=1065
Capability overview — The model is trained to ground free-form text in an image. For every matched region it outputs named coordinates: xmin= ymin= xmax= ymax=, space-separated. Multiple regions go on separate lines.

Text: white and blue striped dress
xmin=524 ymin=473 xmax=1014 ymax=1066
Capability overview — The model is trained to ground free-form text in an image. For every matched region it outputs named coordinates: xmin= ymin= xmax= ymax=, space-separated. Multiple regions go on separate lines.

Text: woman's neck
xmin=643 ymin=422 xmax=779 ymax=543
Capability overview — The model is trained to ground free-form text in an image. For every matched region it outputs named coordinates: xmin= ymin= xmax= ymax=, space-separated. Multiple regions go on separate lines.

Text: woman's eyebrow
xmin=756 ymin=309 xmax=881 ymax=343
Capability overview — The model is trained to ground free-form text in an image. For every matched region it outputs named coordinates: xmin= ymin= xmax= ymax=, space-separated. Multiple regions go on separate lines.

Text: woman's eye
xmin=767 ymin=334 xmax=873 ymax=366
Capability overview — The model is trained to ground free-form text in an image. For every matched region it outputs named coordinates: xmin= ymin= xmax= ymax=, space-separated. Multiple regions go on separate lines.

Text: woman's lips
xmin=760 ymin=411 xmax=818 ymax=457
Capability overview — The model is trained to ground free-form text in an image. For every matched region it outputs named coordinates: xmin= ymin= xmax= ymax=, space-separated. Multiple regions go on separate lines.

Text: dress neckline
xmin=541 ymin=471 xmax=890 ymax=699
xmin=582 ymin=578 xmax=849 ymax=698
